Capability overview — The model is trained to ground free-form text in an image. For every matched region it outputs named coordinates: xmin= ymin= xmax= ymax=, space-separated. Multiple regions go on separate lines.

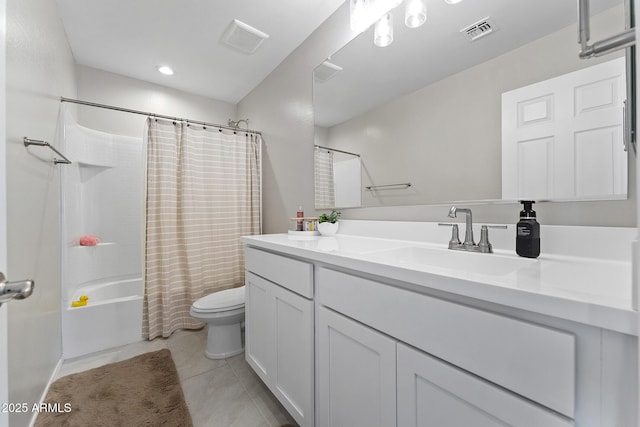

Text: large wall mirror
xmin=313 ymin=0 xmax=632 ymax=209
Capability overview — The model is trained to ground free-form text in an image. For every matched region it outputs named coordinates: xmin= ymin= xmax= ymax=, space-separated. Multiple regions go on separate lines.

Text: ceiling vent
xmin=460 ymin=17 xmax=496 ymax=42
xmin=314 ymin=61 xmax=343 ymax=83
xmin=221 ymin=19 xmax=269 ymax=54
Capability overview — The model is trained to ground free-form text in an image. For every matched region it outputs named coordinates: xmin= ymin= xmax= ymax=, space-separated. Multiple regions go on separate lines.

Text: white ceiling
xmin=55 ymin=0 xmax=346 ymax=104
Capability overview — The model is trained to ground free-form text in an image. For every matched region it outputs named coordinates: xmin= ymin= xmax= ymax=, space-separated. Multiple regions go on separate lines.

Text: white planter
xmin=318 ymin=222 xmax=339 ymax=236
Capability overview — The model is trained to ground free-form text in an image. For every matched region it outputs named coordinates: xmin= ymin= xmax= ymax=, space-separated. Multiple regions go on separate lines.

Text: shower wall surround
xmin=60 ymin=107 xmax=144 ymax=358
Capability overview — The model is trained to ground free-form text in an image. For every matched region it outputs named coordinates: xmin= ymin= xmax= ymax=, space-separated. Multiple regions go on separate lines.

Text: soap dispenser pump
xmin=516 ymin=200 xmax=540 ymax=258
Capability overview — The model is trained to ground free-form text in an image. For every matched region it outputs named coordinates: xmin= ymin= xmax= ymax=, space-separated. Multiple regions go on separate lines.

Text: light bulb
xmin=405 ymin=0 xmax=426 ymax=28
xmin=158 ymin=66 xmax=174 ymax=76
xmin=374 ymin=12 xmax=393 ymax=47
xmin=351 ymin=0 xmax=404 ymax=33
xmin=350 ymin=0 xmax=367 ymax=32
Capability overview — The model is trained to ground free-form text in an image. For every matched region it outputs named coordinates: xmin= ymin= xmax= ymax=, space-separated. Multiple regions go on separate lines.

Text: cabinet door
xmin=245 ymin=272 xmax=314 ymax=427
xmin=246 ymin=272 xmax=273 ymax=382
xmin=272 ymin=280 xmax=314 ymax=426
xmin=397 ymin=343 xmax=574 ymax=427
xmin=317 ymin=306 xmax=396 ymax=427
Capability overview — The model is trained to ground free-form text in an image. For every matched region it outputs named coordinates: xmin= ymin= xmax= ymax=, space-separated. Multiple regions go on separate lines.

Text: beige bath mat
xmin=35 ymin=349 xmax=192 ymax=426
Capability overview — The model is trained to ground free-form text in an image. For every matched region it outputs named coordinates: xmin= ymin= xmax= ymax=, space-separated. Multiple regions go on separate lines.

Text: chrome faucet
xmin=439 ymin=206 xmax=507 ymax=254
xmin=448 ymin=206 xmax=474 ymax=247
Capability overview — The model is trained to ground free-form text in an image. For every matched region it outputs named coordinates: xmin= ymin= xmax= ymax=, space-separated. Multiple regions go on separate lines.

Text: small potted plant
xmin=317 ymin=210 xmax=341 ymax=236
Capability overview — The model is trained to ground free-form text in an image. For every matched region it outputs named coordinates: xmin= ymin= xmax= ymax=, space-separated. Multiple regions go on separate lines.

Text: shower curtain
xmin=143 ymin=118 xmax=261 ymax=339
xmin=314 ymin=147 xmax=335 ymax=209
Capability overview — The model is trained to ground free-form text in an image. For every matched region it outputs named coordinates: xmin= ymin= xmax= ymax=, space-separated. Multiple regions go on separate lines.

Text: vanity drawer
xmin=244 ymin=247 xmax=313 ymax=298
xmin=317 ymin=267 xmax=576 ymax=419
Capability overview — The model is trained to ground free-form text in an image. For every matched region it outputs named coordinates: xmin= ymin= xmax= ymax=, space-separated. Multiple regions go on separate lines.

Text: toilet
xmin=189 ymin=285 xmax=245 ymax=359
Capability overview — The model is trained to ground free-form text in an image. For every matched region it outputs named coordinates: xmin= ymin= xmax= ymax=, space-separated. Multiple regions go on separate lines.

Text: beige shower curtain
xmin=314 ymin=147 xmax=335 ymax=209
xmin=143 ymin=118 xmax=261 ymax=340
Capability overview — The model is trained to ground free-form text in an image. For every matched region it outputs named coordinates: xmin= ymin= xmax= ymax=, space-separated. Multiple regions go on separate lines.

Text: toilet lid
xmin=192 ymin=286 xmax=245 ymax=312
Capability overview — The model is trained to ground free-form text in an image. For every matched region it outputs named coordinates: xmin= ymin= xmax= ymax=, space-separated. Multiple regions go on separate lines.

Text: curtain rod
xmin=314 ymin=145 xmax=360 ymax=157
xmin=60 ymin=97 xmax=262 ymax=135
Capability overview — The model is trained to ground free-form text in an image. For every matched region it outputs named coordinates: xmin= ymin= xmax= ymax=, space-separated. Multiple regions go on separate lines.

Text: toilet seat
xmin=192 ymin=286 xmax=245 ymax=313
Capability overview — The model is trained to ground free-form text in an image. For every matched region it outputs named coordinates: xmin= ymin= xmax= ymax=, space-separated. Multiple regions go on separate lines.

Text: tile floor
xmin=56 ymin=328 xmax=298 ymax=427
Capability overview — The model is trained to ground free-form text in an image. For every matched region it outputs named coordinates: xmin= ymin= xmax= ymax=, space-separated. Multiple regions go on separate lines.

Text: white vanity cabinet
xmin=316 ymin=267 xmax=575 ymax=427
xmin=243 ymin=234 xmax=637 ymax=427
xmin=244 ymin=247 xmax=314 ymax=427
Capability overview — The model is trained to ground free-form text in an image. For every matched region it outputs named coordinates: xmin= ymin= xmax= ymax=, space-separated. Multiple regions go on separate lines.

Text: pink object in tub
xmin=79 ymin=235 xmax=99 ymax=246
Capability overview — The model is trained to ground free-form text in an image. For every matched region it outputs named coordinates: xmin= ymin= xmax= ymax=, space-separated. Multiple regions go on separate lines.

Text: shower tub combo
xmin=63 ymin=277 xmax=143 ymax=359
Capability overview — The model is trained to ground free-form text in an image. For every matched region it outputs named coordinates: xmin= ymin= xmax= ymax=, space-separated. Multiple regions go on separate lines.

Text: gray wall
xmin=239 ymin=2 xmax=636 ymax=230
xmin=238 ymin=6 xmax=357 ymax=233
xmin=76 ymin=65 xmax=236 ymax=138
xmin=6 ymin=0 xmax=77 ymax=425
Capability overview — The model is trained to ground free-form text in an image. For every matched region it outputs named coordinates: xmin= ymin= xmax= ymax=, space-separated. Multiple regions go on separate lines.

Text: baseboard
xmin=28 ymin=357 xmax=63 ymax=427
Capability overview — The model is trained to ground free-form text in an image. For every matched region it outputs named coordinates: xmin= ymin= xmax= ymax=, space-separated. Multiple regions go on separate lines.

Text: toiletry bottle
xmin=297 ymin=205 xmax=304 ymax=231
xmin=516 ymin=200 xmax=540 ymax=258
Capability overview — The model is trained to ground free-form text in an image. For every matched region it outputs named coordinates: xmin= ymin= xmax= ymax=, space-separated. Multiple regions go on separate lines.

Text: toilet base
xmin=205 ymin=322 xmax=244 ymax=360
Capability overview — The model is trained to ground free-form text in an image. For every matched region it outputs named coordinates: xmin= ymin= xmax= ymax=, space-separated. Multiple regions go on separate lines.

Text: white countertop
xmin=242 ymin=232 xmax=637 ymax=336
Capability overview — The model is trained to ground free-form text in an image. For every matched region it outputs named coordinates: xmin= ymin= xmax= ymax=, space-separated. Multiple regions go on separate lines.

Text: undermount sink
xmin=318 ymin=235 xmax=415 ymax=255
xmin=366 ymin=245 xmax=538 ymax=277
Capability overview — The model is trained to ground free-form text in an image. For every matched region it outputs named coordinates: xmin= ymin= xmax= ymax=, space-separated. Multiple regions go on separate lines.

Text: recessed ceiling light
xmin=444 ymin=0 xmax=463 ymax=3
xmin=158 ymin=66 xmax=174 ymax=76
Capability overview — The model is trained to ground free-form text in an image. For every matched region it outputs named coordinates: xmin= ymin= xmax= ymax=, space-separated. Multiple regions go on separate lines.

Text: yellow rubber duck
xmin=71 ymin=295 xmax=89 ymax=307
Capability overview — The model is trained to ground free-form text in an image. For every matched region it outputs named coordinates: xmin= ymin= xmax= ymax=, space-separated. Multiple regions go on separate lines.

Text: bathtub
xmin=62 ymin=277 xmax=143 ymax=359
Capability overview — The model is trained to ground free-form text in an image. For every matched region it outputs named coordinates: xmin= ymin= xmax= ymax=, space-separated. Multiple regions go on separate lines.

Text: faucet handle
xmin=438 ymin=223 xmax=461 ymax=249
xmin=478 ymin=225 xmax=508 ymax=253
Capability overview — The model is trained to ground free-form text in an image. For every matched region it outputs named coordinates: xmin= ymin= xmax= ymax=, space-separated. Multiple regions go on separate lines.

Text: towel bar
xmin=23 ymin=137 xmax=71 ymax=165
xmin=365 ymin=182 xmax=411 ymax=191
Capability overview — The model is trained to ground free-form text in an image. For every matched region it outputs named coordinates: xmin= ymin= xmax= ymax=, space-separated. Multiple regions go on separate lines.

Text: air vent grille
xmin=460 ymin=17 xmax=496 ymax=42
xmin=314 ymin=61 xmax=343 ymax=83
xmin=221 ymin=19 xmax=269 ymax=54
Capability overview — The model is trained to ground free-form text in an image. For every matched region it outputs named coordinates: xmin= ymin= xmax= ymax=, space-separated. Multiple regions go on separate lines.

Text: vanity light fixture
xmin=354 ymin=0 xmax=462 ymax=47
xmin=158 ymin=66 xmax=174 ymax=76
xmin=374 ymin=12 xmax=394 ymax=47
xmin=405 ymin=0 xmax=427 ymax=28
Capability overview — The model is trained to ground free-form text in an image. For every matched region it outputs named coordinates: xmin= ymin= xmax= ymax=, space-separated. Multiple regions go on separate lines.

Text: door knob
xmin=0 ymin=272 xmax=34 ymax=304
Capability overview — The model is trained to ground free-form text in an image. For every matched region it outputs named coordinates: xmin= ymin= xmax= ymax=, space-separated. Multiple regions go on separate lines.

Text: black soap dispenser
xmin=516 ymin=201 xmax=540 ymax=258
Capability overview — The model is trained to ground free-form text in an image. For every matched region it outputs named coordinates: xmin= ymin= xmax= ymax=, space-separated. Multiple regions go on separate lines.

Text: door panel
xmin=503 ymin=57 xmax=627 ymax=200
xmin=0 ymin=0 xmax=8 ymax=424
